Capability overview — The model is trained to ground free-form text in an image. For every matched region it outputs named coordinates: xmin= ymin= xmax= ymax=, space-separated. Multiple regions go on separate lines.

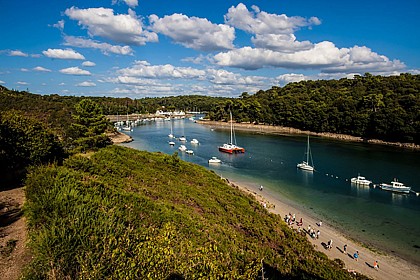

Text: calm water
xmin=121 ymin=117 xmax=420 ymax=264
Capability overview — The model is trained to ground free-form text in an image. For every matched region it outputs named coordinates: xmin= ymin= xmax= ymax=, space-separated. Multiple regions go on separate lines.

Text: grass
xmin=23 ymin=145 xmax=369 ymax=279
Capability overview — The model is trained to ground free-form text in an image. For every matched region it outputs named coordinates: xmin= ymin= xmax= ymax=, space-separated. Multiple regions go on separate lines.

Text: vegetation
xmin=23 ymin=146 xmax=367 ymax=279
xmin=1 ymin=73 xmax=419 ymax=144
xmin=0 ymin=110 xmax=64 ymax=187
xmin=207 ymin=73 xmax=420 ymax=144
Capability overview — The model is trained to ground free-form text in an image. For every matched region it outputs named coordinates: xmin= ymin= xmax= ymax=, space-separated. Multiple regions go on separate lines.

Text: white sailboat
xmin=122 ymin=113 xmax=133 ymax=131
xmin=218 ymin=111 xmax=245 ymax=154
xmin=297 ymin=135 xmax=314 ymax=171
xmin=168 ymin=118 xmax=175 ymax=138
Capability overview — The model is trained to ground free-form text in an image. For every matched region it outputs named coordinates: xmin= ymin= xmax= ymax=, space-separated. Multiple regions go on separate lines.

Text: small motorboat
xmin=178 ymin=145 xmax=187 ymax=151
xmin=379 ymin=179 xmax=411 ymax=193
xmin=208 ymin=156 xmax=221 ymax=164
xmin=190 ymin=138 xmax=199 ymax=145
xmin=350 ymin=175 xmax=372 ymax=186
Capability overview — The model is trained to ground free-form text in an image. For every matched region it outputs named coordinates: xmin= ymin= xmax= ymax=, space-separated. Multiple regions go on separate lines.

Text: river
xmin=120 ymin=117 xmax=420 ymax=265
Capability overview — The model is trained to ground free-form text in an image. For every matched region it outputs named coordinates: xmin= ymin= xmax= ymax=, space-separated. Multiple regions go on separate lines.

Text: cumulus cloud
xmin=276 ymin=73 xmax=308 ymax=85
xmin=213 ymin=42 xmax=405 ymax=73
xmin=33 ymin=66 xmax=51 ymax=72
xmin=76 ymin=81 xmax=96 ymax=87
xmin=64 ymin=36 xmax=133 ymax=55
xmin=17 ymin=81 xmax=29 ymax=85
xmin=206 ymin=69 xmax=267 ymax=86
xmin=149 ymin=13 xmax=235 ymax=51
xmin=9 ymin=50 xmax=28 ymax=57
xmin=251 ymin=34 xmax=313 ymax=52
xmin=59 ymin=67 xmax=91 ymax=75
xmin=112 ymin=0 xmax=138 ymax=8
xmin=43 ymin=48 xmax=85 ymax=60
xmin=65 ymin=7 xmax=157 ymax=45
xmin=82 ymin=61 xmax=96 ymax=67
xmin=118 ymin=60 xmax=206 ymax=79
xmin=52 ymin=20 xmax=65 ymax=30
xmin=224 ymin=3 xmax=320 ymax=35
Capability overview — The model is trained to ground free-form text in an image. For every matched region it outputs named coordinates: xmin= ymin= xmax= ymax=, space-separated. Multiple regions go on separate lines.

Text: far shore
xmin=228 ymin=178 xmax=420 ymax=280
xmin=196 ymin=119 xmax=420 ymax=150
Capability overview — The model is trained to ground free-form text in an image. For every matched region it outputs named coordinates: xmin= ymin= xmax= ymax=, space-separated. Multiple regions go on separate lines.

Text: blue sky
xmin=1 ymin=0 xmax=419 ymax=98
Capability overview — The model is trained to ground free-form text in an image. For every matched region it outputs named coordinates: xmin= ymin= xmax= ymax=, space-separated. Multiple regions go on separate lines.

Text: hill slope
xmin=23 ymin=145 xmax=365 ymax=279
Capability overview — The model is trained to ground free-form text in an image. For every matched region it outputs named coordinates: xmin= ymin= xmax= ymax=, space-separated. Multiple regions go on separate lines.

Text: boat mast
xmin=230 ymin=111 xmax=233 ymax=144
xmin=306 ymin=135 xmax=310 ymax=163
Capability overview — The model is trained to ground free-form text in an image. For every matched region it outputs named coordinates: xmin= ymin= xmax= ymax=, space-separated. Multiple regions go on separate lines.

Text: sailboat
xmin=168 ymin=118 xmax=175 ymax=138
xmin=297 ymin=135 xmax=314 ymax=171
xmin=122 ymin=112 xmax=133 ymax=131
xmin=218 ymin=111 xmax=245 ymax=154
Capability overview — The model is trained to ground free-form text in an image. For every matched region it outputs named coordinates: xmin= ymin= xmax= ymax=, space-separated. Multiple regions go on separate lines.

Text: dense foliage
xmin=0 ymin=110 xmax=64 ymax=187
xmin=2 ymin=73 xmax=419 ymax=145
xmin=208 ymin=73 xmax=420 ymax=144
xmin=23 ymin=145 xmax=366 ymax=279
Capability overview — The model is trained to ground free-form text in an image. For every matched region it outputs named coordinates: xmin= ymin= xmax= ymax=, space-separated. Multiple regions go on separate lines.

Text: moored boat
xmin=208 ymin=156 xmax=221 ymax=164
xmin=351 ymin=175 xmax=372 ymax=186
xmin=186 ymin=149 xmax=194 ymax=155
xmin=379 ymin=179 xmax=410 ymax=193
xmin=169 ymin=141 xmax=175 ymax=146
xmin=297 ymin=135 xmax=314 ymax=171
xmin=178 ymin=145 xmax=187 ymax=151
xmin=190 ymin=138 xmax=199 ymax=144
xmin=218 ymin=111 xmax=245 ymax=154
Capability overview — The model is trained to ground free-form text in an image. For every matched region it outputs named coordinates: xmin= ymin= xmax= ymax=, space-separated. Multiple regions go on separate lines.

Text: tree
xmin=67 ymin=99 xmax=111 ymax=153
xmin=0 ymin=110 xmax=64 ymax=187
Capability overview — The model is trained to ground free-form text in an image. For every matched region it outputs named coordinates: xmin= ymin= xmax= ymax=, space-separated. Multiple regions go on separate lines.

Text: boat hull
xmin=218 ymin=146 xmax=245 ymax=154
xmin=297 ymin=162 xmax=314 ymax=171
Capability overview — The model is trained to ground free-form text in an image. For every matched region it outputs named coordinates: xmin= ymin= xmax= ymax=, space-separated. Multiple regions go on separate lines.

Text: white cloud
xmin=0 ymin=80 xmax=5 ymax=84
xmin=43 ymin=48 xmax=85 ymax=60
xmin=118 ymin=60 xmax=206 ymax=79
xmin=112 ymin=0 xmax=138 ymax=8
xmin=59 ymin=67 xmax=91 ymax=75
xmin=64 ymin=36 xmax=133 ymax=55
xmin=206 ymin=69 xmax=267 ymax=86
xmin=59 ymin=82 xmax=66 ymax=86
xmin=52 ymin=20 xmax=65 ymax=30
xmin=9 ymin=50 xmax=28 ymax=57
xmin=251 ymin=34 xmax=313 ymax=52
xmin=213 ymin=42 xmax=405 ymax=73
xmin=82 ymin=61 xmax=96 ymax=67
xmin=17 ymin=81 xmax=28 ymax=85
xmin=76 ymin=81 xmax=96 ymax=87
xmin=224 ymin=3 xmax=320 ymax=35
xmin=20 ymin=68 xmax=29 ymax=72
xmin=149 ymin=13 xmax=235 ymax=51
xmin=33 ymin=66 xmax=51 ymax=72
xmin=276 ymin=73 xmax=308 ymax=85
xmin=65 ymin=7 xmax=157 ymax=45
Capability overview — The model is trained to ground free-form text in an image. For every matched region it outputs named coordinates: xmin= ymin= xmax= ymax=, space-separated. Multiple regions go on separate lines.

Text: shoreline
xmin=197 ymin=120 xmax=420 ymax=150
xmin=228 ymin=178 xmax=420 ymax=280
xmin=107 ymin=131 xmax=133 ymax=144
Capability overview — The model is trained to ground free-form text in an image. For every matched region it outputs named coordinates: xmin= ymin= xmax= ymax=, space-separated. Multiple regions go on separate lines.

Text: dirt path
xmin=0 ymin=187 xmax=31 ymax=280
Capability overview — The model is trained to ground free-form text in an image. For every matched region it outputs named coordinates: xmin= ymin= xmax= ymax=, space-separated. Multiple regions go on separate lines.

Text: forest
xmin=1 ymin=73 xmax=419 ymax=144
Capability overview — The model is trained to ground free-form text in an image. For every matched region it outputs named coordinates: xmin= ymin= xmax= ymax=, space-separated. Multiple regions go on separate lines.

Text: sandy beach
xmin=230 ymin=180 xmax=420 ymax=280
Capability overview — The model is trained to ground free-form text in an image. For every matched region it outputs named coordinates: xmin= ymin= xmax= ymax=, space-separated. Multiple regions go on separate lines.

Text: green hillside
xmin=23 ymin=145 xmax=366 ymax=279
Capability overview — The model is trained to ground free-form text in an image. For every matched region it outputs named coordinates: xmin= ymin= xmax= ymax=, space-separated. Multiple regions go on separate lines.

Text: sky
xmin=1 ymin=0 xmax=419 ymax=98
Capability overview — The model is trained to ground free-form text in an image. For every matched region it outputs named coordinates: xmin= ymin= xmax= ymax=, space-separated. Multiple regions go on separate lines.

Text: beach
xmin=230 ymin=180 xmax=420 ymax=280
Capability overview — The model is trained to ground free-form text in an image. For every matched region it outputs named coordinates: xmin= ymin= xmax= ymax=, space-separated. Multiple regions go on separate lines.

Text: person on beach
xmin=354 ymin=251 xmax=359 ymax=261
xmin=373 ymin=260 xmax=379 ymax=270
xmin=316 ymin=230 xmax=320 ymax=239
xmin=260 ymin=185 xmax=263 ymax=191
xmin=317 ymin=220 xmax=322 ymax=227
xmin=343 ymin=244 xmax=347 ymax=254
xmin=327 ymin=239 xmax=333 ymax=250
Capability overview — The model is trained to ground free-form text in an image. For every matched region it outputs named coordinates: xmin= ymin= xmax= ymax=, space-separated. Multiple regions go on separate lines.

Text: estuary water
xmin=121 ymin=117 xmax=420 ymax=265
